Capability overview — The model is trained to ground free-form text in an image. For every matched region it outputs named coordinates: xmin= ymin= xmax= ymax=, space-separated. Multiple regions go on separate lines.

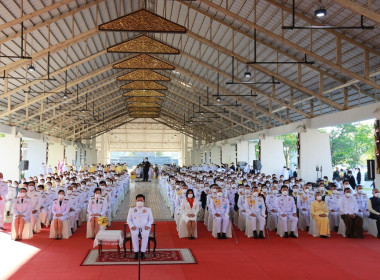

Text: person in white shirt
xmin=0 ymin=173 xmax=8 ymax=230
xmin=275 ymin=185 xmax=298 ymax=238
xmin=367 ymin=188 xmax=380 ymax=238
xmin=13 ymin=187 xmax=32 ymax=240
xmin=339 ymin=188 xmax=364 ymax=238
xmin=126 ymin=194 xmax=154 ymax=259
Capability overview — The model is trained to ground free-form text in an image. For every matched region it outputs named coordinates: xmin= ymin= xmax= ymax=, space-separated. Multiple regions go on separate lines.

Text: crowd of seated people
xmin=0 ymin=164 xmax=129 ymax=241
xmin=159 ymin=164 xmax=380 ymax=240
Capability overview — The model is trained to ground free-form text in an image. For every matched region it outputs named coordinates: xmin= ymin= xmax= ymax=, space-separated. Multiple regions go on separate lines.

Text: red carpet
xmin=2 ymin=221 xmax=380 ymax=280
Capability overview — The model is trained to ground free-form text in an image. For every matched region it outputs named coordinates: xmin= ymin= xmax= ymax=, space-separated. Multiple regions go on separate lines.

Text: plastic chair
xmin=367 ymin=219 xmax=378 ymax=237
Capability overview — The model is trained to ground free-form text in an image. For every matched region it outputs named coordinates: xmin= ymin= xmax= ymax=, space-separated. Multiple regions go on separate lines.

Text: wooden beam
xmin=332 ymin=0 xmax=380 ymax=25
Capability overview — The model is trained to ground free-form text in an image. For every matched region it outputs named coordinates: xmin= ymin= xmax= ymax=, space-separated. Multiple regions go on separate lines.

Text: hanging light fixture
xmin=314 ymin=1 xmax=326 ymax=17
xmin=63 ymin=93 xmax=68 ymax=99
xmin=28 ymin=64 xmax=35 ymax=72
xmin=216 ymin=96 xmax=221 ymax=102
xmin=244 ymin=65 xmax=251 ymax=78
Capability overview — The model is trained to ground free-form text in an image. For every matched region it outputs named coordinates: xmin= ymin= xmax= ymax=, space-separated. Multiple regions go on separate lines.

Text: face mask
xmin=19 ymin=192 xmax=26 ymax=198
xmin=95 ymin=194 xmax=101 ymax=199
xmin=272 ymin=190 xmax=277 ymax=194
xmin=7 ymin=183 xmax=11 ymax=186
xmin=319 ymin=187 xmax=325 ymax=191
xmin=136 ymin=201 xmax=144 ymax=207
xmin=282 ymin=191 xmax=288 ymax=196
xmin=216 ymin=192 xmax=223 ymax=197
xmin=252 ymin=191 xmax=258 ymax=197
xmin=245 ymin=189 xmax=250 ymax=194
xmin=304 ymin=189 xmax=309 ymax=193
xmin=67 ymin=190 xmax=73 ymax=195
xmin=205 ymin=187 xmax=210 ymax=191
xmin=106 ymin=182 xmax=111 ymax=185
xmin=331 ymin=190 xmax=337 ymax=194
xmin=293 ymin=189 xmax=298 ymax=193
xmin=316 ymin=196 xmax=322 ymax=201
xmin=357 ymin=189 xmax=362 ymax=194
xmin=28 ymin=186 xmax=34 ymax=191
xmin=187 ymin=194 xmax=193 ymax=198
xmin=375 ymin=193 xmax=380 ymax=198
xmin=345 ymin=192 xmax=351 ymax=197
xmin=58 ymin=194 xmax=64 ymax=200
xmin=212 ymin=189 xmax=217 ymax=193
xmin=182 ymin=189 xmax=187 ymax=194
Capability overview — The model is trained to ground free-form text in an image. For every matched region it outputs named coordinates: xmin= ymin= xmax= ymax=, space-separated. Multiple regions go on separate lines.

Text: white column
xmin=24 ymin=139 xmax=47 ymax=178
xmin=0 ymin=132 xmax=20 ymax=181
xmin=47 ymin=142 xmax=64 ymax=170
xmin=248 ymin=141 xmax=256 ymax=165
xmin=211 ymin=146 xmax=221 ymax=165
xmin=65 ymin=145 xmax=76 ymax=166
xmin=260 ymin=136 xmax=284 ymax=175
xmin=237 ymin=141 xmax=249 ymax=163
xmin=299 ymin=129 xmax=333 ymax=182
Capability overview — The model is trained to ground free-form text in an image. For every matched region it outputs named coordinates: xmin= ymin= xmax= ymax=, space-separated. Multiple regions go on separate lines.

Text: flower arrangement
xmin=97 ymin=216 xmax=109 ymax=227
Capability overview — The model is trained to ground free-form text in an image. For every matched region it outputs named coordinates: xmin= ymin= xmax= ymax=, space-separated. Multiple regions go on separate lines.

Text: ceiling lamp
xmin=315 ymin=1 xmax=326 ymax=17
xmin=244 ymin=66 xmax=251 ymax=78
xmin=63 ymin=93 xmax=68 ymax=99
xmin=216 ymin=96 xmax=221 ymax=102
xmin=28 ymin=64 xmax=36 ymax=72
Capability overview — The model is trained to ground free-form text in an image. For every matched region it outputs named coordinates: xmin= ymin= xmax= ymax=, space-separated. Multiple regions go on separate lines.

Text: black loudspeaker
xmin=253 ymin=160 xmax=262 ymax=170
xmin=367 ymin=159 xmax=375 ymax=180
xmin=18 ymin=160 xmax=29 ymax=171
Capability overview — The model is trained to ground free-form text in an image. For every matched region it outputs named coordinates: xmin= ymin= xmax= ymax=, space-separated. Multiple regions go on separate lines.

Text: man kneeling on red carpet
xmin=127 ymin=194 xmax=154 ymax=259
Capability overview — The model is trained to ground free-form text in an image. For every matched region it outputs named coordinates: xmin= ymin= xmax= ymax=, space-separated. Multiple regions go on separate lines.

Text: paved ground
xmin=113 ymin=178 xmax=172 ymax=222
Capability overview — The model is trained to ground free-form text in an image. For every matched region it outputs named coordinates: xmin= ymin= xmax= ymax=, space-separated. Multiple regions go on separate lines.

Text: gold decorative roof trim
xmin=125 ymin=97 xmax=163 ymax=103
xmin=126 ymin=102 xmax=161 ymax=108
xmin=99 ymin=9 xmax=186 ymax=33
xmin=117 ymin=70 xmax=170 ymax=81
xmin=113 ymin=54 xmax=175 ymax=70
xmin=108 ymin=35 xmax=179 ymax=54
xmin=128 ymin=107 xmax=161 ymax=112
xmin=122 ymin=90 xmax=166 ymax=97
xmin=120 ymin=81 xmax=168 ymax=90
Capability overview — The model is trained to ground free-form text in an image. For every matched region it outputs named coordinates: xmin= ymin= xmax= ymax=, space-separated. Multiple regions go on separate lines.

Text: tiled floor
xmin=114 ymin=178 xmax=172 ymax=222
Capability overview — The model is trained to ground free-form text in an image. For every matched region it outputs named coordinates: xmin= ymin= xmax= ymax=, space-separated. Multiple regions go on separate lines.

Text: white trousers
xmin=280 ymin=214 xmax=298 ymax=232
xmin=330 ymin=211 xmax=339 ymax=227
xmin=214 ymin=215 xmax=229 ymax=233
xmin=131 ymin=228 xmax=150 ymax=253
xmin=299 ymin=210 xmax=310 ymax=227
xmin=31 ymin=211 xmax=39 ymax=230
xmin=248 ymin=215 xmax=265 ymax=231
xmin=5 ymin=200 xmax=13 ymax=213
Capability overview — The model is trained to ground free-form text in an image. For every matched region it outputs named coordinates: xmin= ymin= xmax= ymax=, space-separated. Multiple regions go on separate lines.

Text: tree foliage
xmin=323 ymin=123 xmax=375 ymax=167
xmin=275 ymin=133 xmax=298 ymax=167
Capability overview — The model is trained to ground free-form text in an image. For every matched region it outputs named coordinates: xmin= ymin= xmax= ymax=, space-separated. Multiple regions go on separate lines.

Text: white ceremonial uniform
xmin=275 ymin=194 xmax=298 ymax=232
xmin=5 ymin=185 xmax=17 ymax=215
xmin=27 ymin=191 xmax=41 ymax=230
xmin=126 ymin=206 xmax=154 ymax=253
xmin=245 ymin=195 xmax=266 ymax=231
xmin=87 ymin=197 xmax=107 ymax=220
xmin=13 ymin=197 xmax=33 ymax=222
xmin=326 ymin=193 xmax=340 ymax=227
xmin=51 ymin=199 xmax=70 ymax=221
xmin=354 ymin=192 xmax=369 ymax=217
xmin=266 ymin=193 xmax=279 ymax=229
xmin=0 ymin=181 xmax=8 ymax=227
xmin=297 ymin=192 xmax=314 ymax=227
xmin=209 ymin=196 xmax=230 ymax=233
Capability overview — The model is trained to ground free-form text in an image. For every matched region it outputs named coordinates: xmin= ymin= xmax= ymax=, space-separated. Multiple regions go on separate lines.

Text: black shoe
xmin=6 ymin=211 xmax=10 ymax=217
xmin=283 ymin=232 xmax=289 ymax=238
xmin=253 ymin=231 xmax=259 ymax=239
xmin=290 ymin=231 xmax=297 ymax=238
xmin=306 ymin=226 xmax=310 ymax=232
xmin=222 ymin=233 xmax=227 ymax=239
xmin=77 ymin=221 xmax=79 ymax=228
xmin=320 ymin=235 xmax=329 ymax=238
xmin=259 ymin=231 xmax=265 ymax=239
xmin=141 ymin=252 xmax=146 ymax=259
xmin=133 ymin=253 xmax=138 ymax=260
xmin=71 ymin=228 xmax=74 ymax=234
xmin=335 ymin=226 xmax=339 ymax=232
xmin=33 ymin=230 xmax=36 ymax=234
xmin=217 ymin=233 xmax=222 ymax=239
xmin=0 ymin=227 xmax=4 ymax=231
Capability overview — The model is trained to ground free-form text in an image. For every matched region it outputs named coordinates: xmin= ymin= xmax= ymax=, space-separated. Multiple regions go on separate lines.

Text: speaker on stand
xmin=367 ymin=159 xmax=375 ymax=189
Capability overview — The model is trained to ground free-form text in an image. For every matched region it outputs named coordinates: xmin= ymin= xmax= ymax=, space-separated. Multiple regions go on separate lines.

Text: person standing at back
xmin=0 ymin=173 xmax=8 ymax=231
xmin=142 ymin=158 xmax=151 ymax=182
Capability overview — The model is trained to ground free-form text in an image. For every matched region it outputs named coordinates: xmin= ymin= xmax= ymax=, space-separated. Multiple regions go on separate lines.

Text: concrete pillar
xmin=260 ymin=136 xmax=284 ymax=175
xmin=24 ymin=139 xmax=47 ymax=178
xmin=47 ymin=142 xmax=64 ymax=170
xmin=299 ymin=129 xmax=333 ymax=182
xmin=99 ymin=133 xmax=110 ymax=165
xmin=211 ymin=146 xmax=221 ymax=165
xmin=237 ymin=141 xmax=249 ymax=163
xmin=0 ymin=132 xmax=20 ymax=181
xmin=248 ymin=141 xmax=256 ymax=165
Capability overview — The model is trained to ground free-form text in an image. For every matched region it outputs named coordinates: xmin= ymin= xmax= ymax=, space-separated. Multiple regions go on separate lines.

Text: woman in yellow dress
xmin=310 ymin=191 xmax=330 ymax=238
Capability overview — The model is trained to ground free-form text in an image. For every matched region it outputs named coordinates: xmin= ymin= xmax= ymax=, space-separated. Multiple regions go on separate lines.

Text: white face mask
xmin=205 ymin=187 xmax=210 ymax=191
xmin=28 ymin=186 xmax=34 ymax=191
xmin=212 ymin=189 xmax=217 ymax=193
xmin=272 ymin=190 xmax=277 ymax=194
xmin=136 ymin=201 xmax=144 ymax=207
xmin=216 ymin=192 xmax=223 ymax=197
xmin=332 ymin=190 xmax=337 ymax=194
xmin=182 ymin=189 xmax=187 ymax=194
xmin=67 ymin=190 xmax=73 ymax=195
xmin=282 ymin=191 xmax=288 ymax=196
xmin=345 ymin=192 xmax=351 ymax=197
xmin=58 ymin=194 xmax=64 ymax=200
xmin=319 ymin=187 xmax=325 ymax=191
xmin=19 ymin=192 xmax=26 ymax=198
xmin=304 ymin=189 xmax=310 ymax=193
xmin=245 ymin=189 xmax=250 ymax=194
xmin=95 ymin=193 xmax=101 ymax=199
xmin=252 ymin=191 xmax=258 ymax=197
xmin=357 ymin=189 xmax=362 ymax=194
xmin=375 ymin=193 xmax=380 ymax=198
xmin=187 ymin=194 xmax=193 ymax=198
xmin=316 ymin=196 xmax=322 ymax=201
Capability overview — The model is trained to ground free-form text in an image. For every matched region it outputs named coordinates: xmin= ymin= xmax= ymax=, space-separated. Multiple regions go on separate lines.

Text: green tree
xmin=275 ymin=133 xmax=297 ymax=168
xmin=324 ymin=123 xmax=374 ymax=167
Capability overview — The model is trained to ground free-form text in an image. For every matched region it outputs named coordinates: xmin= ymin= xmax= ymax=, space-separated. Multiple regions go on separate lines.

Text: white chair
xmin=237 ymin=212 xmax=246 ymax=231
xmin=204 ymin=208 xmax=209 ymax=225
xmin=233 ymin=210 xmax=239 ymax=226
xmin=49 ymin=220 xmax=72 ymax=239
xmin=298 ymin=213 xmax=309 ymax=231
xmin=276 ymin=217 xmax=298 ymax=237
xmin=245 ymin=217 xmax=265 ymax=238
xmin=338 ymin=216 xmax=346 ymax=237
xmin=175 ymin=212 xmax=181 ymax=231
xmin=367 ymin=219 xmax=378 ymax=238
xmin=178 ymin=217 xmax=198 ymax=238
xmin=363 ymin=216 xmax=369 ymax=231
xmin=211 ymin=216 xmax=232 ymax=238
xmin=11 ymin=222 xmax=33 ymax=240
xmin=86 ymin=221 xmax=99 ymax=238
xmin=33 ymin=216 xmax=41 ymax=233
xmin=266 ymin=214 xmax=277 ymax=231
xmin=207 ymin=212 xmax=213 ymax=231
